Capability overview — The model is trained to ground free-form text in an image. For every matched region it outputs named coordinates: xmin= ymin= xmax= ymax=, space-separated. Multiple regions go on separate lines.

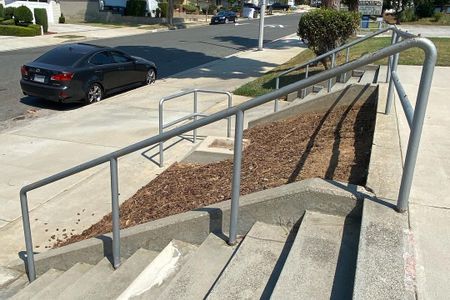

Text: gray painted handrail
xmin=20 ymin=35 xmax=436 ymax=282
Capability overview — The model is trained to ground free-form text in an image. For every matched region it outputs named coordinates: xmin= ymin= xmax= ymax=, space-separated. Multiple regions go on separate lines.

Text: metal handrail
xmin=158 ymin=89 xmax=232 ymax=167
xmin=19 ymin=34 xmax=436 ymax=282
xmin=273 ymin=26 xmax=415 ymax=111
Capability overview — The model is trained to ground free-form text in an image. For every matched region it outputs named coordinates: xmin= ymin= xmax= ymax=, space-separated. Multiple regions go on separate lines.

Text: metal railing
xmin=273 ymin=26 xmax=413 ymax=112
xmin=19 ymin=29 xmax=436 ymax=282
xmin=158 ymin=89 xmax=232 ymax=167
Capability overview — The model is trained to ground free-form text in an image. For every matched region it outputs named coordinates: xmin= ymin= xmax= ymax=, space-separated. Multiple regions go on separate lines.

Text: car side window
xmin=90 ymin=52 xmax=115 ymax=65
xmin=111 ymin=51 xmax=132 ymax=63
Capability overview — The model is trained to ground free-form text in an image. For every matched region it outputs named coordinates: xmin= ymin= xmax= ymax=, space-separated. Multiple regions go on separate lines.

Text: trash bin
xmin=242 ymin=7 xmax=255 ymax=18
xmin=361 ymin=15 xmax=370 ymax=29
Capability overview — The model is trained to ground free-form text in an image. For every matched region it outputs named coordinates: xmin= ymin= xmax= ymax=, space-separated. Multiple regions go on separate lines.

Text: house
xmin=4 ymin=0 xmax=61 ymax=24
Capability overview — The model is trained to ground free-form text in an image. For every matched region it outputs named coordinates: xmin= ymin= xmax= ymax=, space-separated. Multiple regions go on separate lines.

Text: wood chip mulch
xmin=55 ymin=97 xmax=376 ymax=247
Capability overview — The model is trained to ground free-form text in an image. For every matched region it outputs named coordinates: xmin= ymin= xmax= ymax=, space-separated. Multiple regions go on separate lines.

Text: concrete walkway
xmin=396 ymin=25 xmax=450 ymax=37
xmin=0 ymin=34 xmax=302 ymax=265
xmin=393 ymin=65 xmax=450 ymax=299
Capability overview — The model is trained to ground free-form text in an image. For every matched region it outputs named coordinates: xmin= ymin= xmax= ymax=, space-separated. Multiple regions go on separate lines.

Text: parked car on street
xmin=269 ymin=2 xmax=290 ymax=10
xmin=210 ymin=11 xmax=238 ymax=24
xmin=20 ymin=43 xmax=157 ymax=104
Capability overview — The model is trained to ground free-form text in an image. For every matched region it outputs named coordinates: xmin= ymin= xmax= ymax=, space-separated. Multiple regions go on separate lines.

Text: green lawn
xmin=404 ymin=14 xmax=450 ymax=26
xmin=234 ymin=37 xmax=450 ymax=97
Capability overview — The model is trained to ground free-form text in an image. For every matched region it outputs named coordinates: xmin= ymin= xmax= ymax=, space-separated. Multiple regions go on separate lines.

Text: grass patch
xmin=235 ymin=37 xmax=450 ymax=97
xmin=404 ymin=14 xmax=450 ymax=25
xmin=54 ymin=34 xmax=85 ymax=39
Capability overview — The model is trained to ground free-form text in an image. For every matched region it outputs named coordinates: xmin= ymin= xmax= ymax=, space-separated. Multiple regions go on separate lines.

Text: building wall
xmin=60 ymin=0 xmax=101 ymax=22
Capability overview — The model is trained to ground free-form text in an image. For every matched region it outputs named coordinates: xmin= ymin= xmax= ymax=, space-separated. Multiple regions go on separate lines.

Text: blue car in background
xmin=210 ymin=11 xmax=238 ymax=24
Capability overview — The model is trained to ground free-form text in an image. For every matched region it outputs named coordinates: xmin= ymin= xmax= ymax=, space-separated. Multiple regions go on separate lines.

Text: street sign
xmin=358 ymin=0 xmax=383 ymax=16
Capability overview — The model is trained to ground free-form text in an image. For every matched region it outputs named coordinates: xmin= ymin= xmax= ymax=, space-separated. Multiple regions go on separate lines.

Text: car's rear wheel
xmin=85 ymin=83 xmax=103 ymax=104
xmin=145 ymin=68 xmax=156 ymax=85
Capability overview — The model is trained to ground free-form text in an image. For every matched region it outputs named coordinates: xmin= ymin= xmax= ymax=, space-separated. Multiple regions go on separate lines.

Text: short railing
xmin=158 ymin=89 xmax=232 ymax=167
xmin=19 ymin=29 xmax=436 ymax=282
xmin=273 ymin=26 xmax=411 ymax=112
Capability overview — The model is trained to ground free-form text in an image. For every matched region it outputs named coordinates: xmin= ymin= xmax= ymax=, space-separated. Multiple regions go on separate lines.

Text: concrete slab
xmin=10 ymin=268 xmax=62 ymax=300
xmin=0 ymin=274 xmax=28 ymax=299
xmin=0 ymin=266 xmax=22 ymax=288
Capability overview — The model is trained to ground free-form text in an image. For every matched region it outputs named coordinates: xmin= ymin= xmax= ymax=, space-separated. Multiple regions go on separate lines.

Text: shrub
xmin=5 ymin=7 xmax=15 ymax=20
xmin=34 ymin=8 xmax=48 ymax=33
xmin=399 ymin=7 xmax=417 ymax=22
xmin=14 ymin=5 xmax=33 ymax=25
xmin=59 ymin=13 xmax=65 ymax=24
xmin=298 ymin=9 xmax=359 ymax=68
xmin=125 ymin=0 xmax=147 ymax=16
xmin=1 ymin=18 xmax=15 ymax=25
xmin=416 ymin=1 xmax=434 ymax=18
xmin=0 ymin=4 xmax=4 ymax=19
xmin=433 ymin=12 xmax=444 ymax=22
xmin=159 ymin=2 xmax=168 ymax=18
xmin=183 ymin=4 xmax=197 ymax=14
xmin=0 ymin=24 xmax=41 ymax=36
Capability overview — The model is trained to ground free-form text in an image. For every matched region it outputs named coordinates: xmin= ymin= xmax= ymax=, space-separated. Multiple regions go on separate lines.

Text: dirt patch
xmin=55 ymin=97 xmax=376 ymax=247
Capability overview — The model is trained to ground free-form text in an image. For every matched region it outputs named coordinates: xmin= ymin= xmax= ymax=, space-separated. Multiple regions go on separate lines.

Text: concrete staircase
xmin=2 ymin=209 xmax=362 ymax=299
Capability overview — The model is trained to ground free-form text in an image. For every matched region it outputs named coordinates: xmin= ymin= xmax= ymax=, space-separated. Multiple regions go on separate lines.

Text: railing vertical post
xmin=386 ymin=35 xmax=401 ymax=114
xmin=328 ymin=52 xmax=336 ymax=92
xmin=20 ymin=191 xmax=36 ymax=281
xmin=193 ymin=90 xmax=198 ymax=143
xmin=343 ymin=47 xmax=350 ymax=82
xmin=386 ymin=30 xmax=397 ymax=83
xmin=229 ymin=110 xmax=244 ymax=245
xmin=226 ymin=93 xmax=232 ymax=138
xmin=397 ymin=47 xmax=437 ymax=212
xmin=159 ymin=100 xmax=164 ymax=167
xmin=301 ymin=65 xmax=309 ymax=98
xmin=110 ymin=157 xmax=121 ymax=268
xmin=274 ymin=77 xmax=280 ymax=112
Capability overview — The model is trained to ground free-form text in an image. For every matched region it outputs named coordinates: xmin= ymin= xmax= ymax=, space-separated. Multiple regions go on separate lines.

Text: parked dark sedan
xmin=269 ymin=2 xmax=290 ymax=10
xmin=210 ymin=11 xmax=237 ymax=24
xmin=20 ymin=43 xmax=157 ymax=104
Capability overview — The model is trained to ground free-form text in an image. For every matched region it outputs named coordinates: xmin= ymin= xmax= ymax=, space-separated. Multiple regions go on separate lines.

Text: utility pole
xmin=258 ymin=0 xmax=266 ymax=51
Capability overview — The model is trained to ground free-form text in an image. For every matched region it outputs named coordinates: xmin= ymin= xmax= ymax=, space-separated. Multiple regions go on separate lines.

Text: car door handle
xmin=117 ymin=67 xmax=125 ymax=70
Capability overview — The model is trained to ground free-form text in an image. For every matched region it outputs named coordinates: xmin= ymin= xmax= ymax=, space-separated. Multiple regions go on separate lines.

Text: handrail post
xmin=193 ymin=90 xmax=198 ymax=143
xmin=110 ymin=157 xmax=121 ymax=268
xmin=301 ymin=65 xmax=309 ymax=98
xmin=397 ymin=45 xmax=437 ymax=212
xmin=226 ymin=93 xmax=232 ymax=138
xmin=328 ymin=52 xmax=336 ymax=92
xmin=386 ymin=30 xmax=397 ymax=83
xmin=386 ymin=35 xmax=401 ymax=114
xmin=274 ymin=77 xmax=280 ymax=112
xmin=229 ymin=110 xmax=244 ymax=245
xmin=20 ymin=191 xmax=36 ymax=281
xmin=159 ymin=100 xmax=164 ymax=167
xmin=343 ymin=47 xmax=350 ymax=82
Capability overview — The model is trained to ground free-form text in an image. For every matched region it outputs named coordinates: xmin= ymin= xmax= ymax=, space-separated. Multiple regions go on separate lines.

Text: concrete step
xmin=117 ymin=240 xmax=198 ymax=300
xmin=206 ymin=222 xmax=293 ymax=300
xmin=58 ymin=257 xmax=114 ymax=300
xmin=10 ymin=269 xmax=63 ymax=300
xmin=81 ymin=248 xmax=159 ymax=300
xmin=359 ymin=69 xmax=378 ymax=85
xmin=0 ymin=274 xmax=29 ymax=299
xmin=159 ymin=233 xmax=240 ymax=300
xmin=270 ymin=210 xmax=360 ymax=300
xmin=30 ymin=263 xmax=93 ymax=300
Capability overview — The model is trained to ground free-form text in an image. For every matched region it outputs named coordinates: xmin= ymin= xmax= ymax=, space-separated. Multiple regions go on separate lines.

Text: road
xmin=0 ymin=14 xmax=302 ymax=125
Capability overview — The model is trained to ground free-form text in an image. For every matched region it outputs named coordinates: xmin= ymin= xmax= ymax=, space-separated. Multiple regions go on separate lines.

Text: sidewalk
xmin=393 ymin=65 xmax=450 ymax=299
xmin=0 ymin=34 xmax=303 ymax=265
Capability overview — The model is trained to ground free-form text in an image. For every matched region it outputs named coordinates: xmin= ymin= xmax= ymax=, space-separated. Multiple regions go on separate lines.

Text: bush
xmin=14 ymin=6 xmax=33 ymax=24
xmin=0 ymin=24 xmax=41 ymax=36
xmin=5 ymin=7 xmax=15 ymax=20
xmin=59 ymin=13 xmax=65 ymax=24
xmin=399 ymin=7 xmax=417 ymax=22
xmin=125 ymin=0 xmax=147 ymax=16
xmin=159 ymin=2 xmax=168 ymax=18
xmin=34 ymin=8 xmax=48 ymax=33
xmin=0 ymin=4 xmax=4 ymax=19
xmin=1 ymin=18 xmax=15 ymax=25
xmin=298 ymin=9 xmax=359 ymax=68
xmin=183 ymin=4 xmax=197 ymax=14
xmin=433 ymin=12 xmax=444 ymax=22
xmin=416 ymin=1 xmax=434 ymax=18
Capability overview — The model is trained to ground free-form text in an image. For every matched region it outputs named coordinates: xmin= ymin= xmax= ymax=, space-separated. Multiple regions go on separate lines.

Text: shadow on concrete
xmin=192 ymin=207 xmax=227 ymax=242
xmin=95 ymin=235 xmax=114 ymax=265
xmin=19 ymin=96 xmax=84 ymax=111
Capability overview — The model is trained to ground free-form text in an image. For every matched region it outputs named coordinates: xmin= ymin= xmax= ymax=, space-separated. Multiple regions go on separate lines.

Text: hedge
xmin=1 ymin=18 xmax=15 ymax=25
xmin=125 ymin=0 xmax=146 ymax=17
xmin=14 ymin=5 xmax=33 ymax=24
xmin=34 ymin=8 xmax=48 ymax=33
xmin=183 ymin=4 xmax=197 ymax=14
xmin=159 ymin=2 xmax=168 ymax=18
xmin=0 ymin=4 xmax=4 ymax=19
xmin=5 ymin=7 xmax=14 ymax=20
xmin=0 ymin=24 xmax=41 ymax=36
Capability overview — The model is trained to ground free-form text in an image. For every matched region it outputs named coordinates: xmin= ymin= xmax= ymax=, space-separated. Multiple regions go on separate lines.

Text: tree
xmin=342 ymin=0 xmax=359 ymax=11
xmin=322 ymin=0 xmax=341 ymax=10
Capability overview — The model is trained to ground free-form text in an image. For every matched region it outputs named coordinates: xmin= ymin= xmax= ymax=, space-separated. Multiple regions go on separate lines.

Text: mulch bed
xmin=55 ymin=97 xmax=376 ymax=247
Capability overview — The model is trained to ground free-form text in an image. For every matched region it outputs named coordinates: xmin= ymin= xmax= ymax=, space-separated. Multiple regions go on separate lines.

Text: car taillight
xmin=51 ymin=72 xmax=74 ymax=81
xmin=21 ymin=65 xmax=28 ymax=76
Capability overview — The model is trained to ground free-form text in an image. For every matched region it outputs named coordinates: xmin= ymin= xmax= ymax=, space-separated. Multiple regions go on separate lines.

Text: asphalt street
xmin=0 ymin=14 xmax=302 ymax=124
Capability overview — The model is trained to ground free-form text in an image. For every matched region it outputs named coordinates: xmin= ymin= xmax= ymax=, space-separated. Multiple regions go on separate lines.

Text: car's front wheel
xmin=85 ymin=83 xmax=103 ymax=105
xmin=225 ymin=18 xmax=229 ymax=24
xmin=145 ymin=68 xmax=156 ymax=85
